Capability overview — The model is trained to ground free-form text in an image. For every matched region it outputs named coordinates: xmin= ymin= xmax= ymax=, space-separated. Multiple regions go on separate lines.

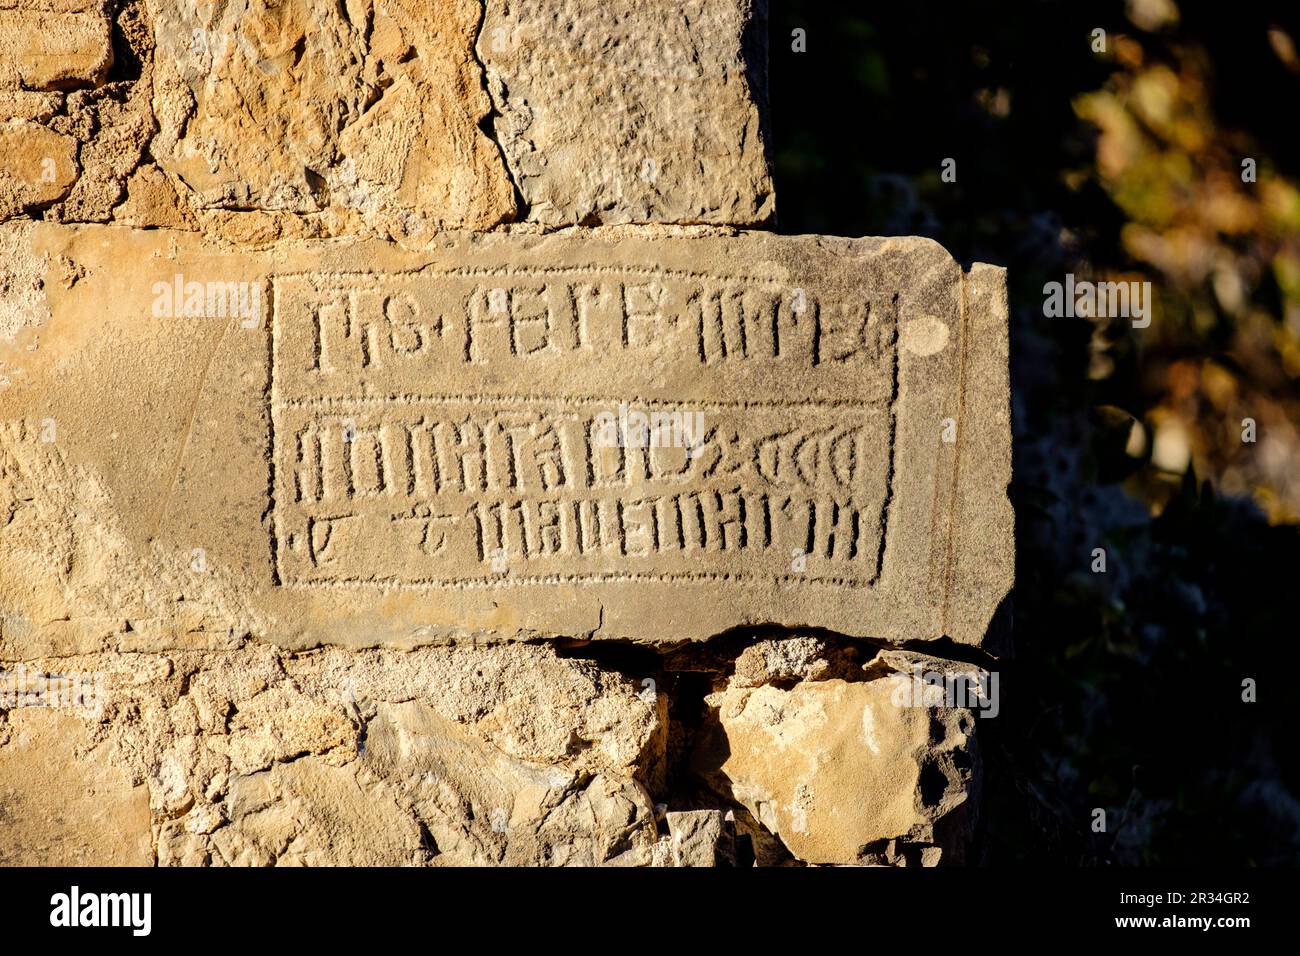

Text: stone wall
xmin=0 ymin=0 xmax=1009 ymax=866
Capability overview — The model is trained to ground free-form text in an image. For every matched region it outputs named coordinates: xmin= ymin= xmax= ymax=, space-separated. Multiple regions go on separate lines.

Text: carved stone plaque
xmin=0 ymin=225 xmax=1011 ymax=651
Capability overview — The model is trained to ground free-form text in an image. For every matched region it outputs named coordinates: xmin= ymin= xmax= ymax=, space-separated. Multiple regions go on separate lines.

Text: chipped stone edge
xmin=945 ymin=262 xmax=1013 ymax=646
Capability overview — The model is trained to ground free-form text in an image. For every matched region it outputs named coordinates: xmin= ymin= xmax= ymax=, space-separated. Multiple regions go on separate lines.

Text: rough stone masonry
xmin=0 ymin=0 xmax=1011 ymax=866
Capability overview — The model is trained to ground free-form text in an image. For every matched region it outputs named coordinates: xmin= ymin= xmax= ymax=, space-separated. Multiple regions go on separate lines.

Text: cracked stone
xmin=0 ymin=0 xmax=1005 ymax=870
xmin=0 ymin=225 xmax=1012 ymax=652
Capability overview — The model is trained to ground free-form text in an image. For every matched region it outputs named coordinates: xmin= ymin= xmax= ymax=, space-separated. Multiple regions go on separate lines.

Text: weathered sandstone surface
xmin=0 ymin=0 xmax=772 ymax=237
xmin=0 ymin=225 xmax=1010 ymax=652
xmin=0 ymin=0 xmax=1010 ymax=867
xmin=0 ymin=639 xmax=984 ymax=866
xmin=477 ymin=0 xmax=773 ymax=226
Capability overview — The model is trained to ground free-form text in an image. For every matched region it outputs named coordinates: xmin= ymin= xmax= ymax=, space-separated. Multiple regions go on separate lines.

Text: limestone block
xmin=699 ymin=675 xmax=979 ymax=866
xmin=147 ymin=0 xmax=517 ymax=232
xmin=215 ymin=758 xmax=426 ymax=866
xmin=364 ymin=701 xmax=658 ymax=866
xmin=0 ymin=3 xmax=113 ymax=91
xmin=0 ymin=120 xmax=79 ymax=218
xmin=665 ymin=809 xmax=726 ymax=866
xmin=0 ymin=225 xmax=1012 ymax=653
xmin=478 ymin=0 xmax=773 ymax=226
xmin=0 ymin=91 xmax=62 ymax=123
xmin=0 ymin=709 xmax=153 ymax=865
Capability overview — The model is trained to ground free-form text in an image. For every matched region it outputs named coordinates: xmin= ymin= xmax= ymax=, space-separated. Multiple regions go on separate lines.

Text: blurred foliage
xmin=771 ymin=0 xmax=1300 ymax=864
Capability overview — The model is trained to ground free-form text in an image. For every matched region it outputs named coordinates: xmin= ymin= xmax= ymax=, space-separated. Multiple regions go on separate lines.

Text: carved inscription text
xmin=270 ymin=267 xmax=899 ymax=587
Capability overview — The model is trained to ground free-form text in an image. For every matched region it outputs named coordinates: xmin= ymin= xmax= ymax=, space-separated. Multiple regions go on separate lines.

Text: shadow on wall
xmin=769 ymin=0 xmax=1300 ymax=865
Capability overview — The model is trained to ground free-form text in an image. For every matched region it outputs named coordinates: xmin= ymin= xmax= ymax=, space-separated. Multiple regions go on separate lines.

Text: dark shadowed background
xmin=770 ymin=0 xmax=1300 ymax=865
